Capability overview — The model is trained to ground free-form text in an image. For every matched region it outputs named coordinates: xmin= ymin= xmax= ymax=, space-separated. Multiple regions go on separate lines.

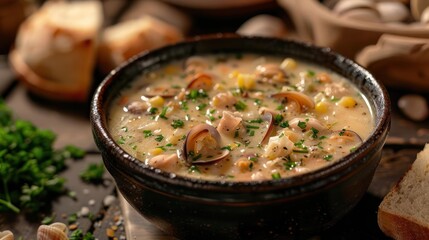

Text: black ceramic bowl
xmin=91 ymin=35 xmax=391 ymax=240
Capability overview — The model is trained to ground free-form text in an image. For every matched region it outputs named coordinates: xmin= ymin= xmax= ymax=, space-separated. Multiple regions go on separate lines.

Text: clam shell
xmin=376 ymin=1 xmax=410 ymax=22
xmin=0 ymin=231 xmax=14 ymax=240
xmin=272 ymin=91 xmax=315 ymax=112
xmin=37 ymin=222 xmax=68 ymax=240
xmin=411 ymin=0 xmax=429 ymax=20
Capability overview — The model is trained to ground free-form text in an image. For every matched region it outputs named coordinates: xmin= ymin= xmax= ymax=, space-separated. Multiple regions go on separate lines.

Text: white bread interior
xmin=378 ymin=143 xmax=429 ymax=240
xmin=98 ymin=15 xmax=183 ymax=74
xmin=10 ymin=0 xmax=103 ymax=101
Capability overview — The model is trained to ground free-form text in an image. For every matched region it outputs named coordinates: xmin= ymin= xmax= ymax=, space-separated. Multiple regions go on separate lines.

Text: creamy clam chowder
xmin=108 ymin=54 xmax=374 ymax=181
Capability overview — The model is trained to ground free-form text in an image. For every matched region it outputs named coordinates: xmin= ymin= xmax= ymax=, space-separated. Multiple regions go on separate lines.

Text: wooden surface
xmin=1 ymin=1 xmax=429 ymax=239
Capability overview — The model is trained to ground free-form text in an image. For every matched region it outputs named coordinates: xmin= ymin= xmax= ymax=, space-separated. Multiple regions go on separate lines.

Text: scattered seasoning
xmin=284 ymin=158 xmax=298 ymax=170
xmin=143 ymin=130 xmax=153 ymax=138
xmin=159 ymin=107 xmax=169 ymax=119
xmin=297 ymin=121 xmax=307 ymax=129
xmin=274 ymin=114 xmax=284 ymax=125
xmin=221 ymin=146 xmax=232 ymax=151
xmin=171 ymin=119 xmax=184 ymax=129
xmin=311 ymin=127 xmax=319 ymax=139
xmin=307 ymin=70 xmax=316 ymax=77
xmin=234 ymin=101 xmax=247 ymax=111
xmin=279 ymin=121 xmax=289 ymax=128
xmin=148 ymin=107 xmax=158 ymax=115
xmin=179 ymin=101 xmax=188 ymax=110
xmin=254 ymin=99 xmax=262 ymax=106
xmin=271 ymin=172 xmax=281 ymax=180
xmin=197 ymin=103 xmax=207 ymax=111
xmin=323 ymin=154 xmax=333 ymax=161
xmin=154 ymin=135 xmax=164 ymax=142
xmin=247 ymin=118 xmax=263 ymax=123
xmin=188 ymin=165 xmax=201 ymax=173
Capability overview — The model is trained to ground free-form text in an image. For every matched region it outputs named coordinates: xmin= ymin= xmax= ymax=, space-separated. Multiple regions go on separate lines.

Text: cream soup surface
xmin=108 ymin=54 xmax=374 ymax=181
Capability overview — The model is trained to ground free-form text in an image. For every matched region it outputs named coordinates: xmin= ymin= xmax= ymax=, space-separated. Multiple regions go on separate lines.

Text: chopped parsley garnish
xmin=245 ymin=125 xmax=260 ymax=129
xmin=279 ymin=121 xmax=289 ymax=128
xmin=350 ymin=146 xmax=357 ymax=152
xmin=284 ymin=159 xmax=298 ymax=170
xmin=319 ymin=135 xmax=327 ymax=140
xmin=121 ymin=127 xmax=128 ymax=132
xmin=154 ymin=135 xmax=164 ymax=142
xmin=221 ymin=146 xmax=232 ymax=151
xmin=274 ymin=114 xmax=284 ymax=125
xmin=188 ymin=165 xmax=201 ymax=173
xmin=307 ymin=70 xmax=316 ymax=77
xmin=187 ymin=89 xmax=208 ymax=100
xmin=171 ymin=119 xmax=184 ymax=129
xmin=249 ymin=130 xmax=255 ymax=136
xmin=159 ymin=106 xmax=169 ymax=119
xmin=197 ymin=103 xmax=207 ymax=111
xmin=118 ymin=136 xmax=126 ymax=144
xmin=276 ymin=104 xmax=285 ymax=110
xmin=179 ymin=101 xmax=188 ymax=110
xmin=297 ymin=121 xmax=307 ymax=129
xmin=80 ymin=163 xmax=105 ymax=183
xmin=339 ymin=129 xmax=346 ymax=136
xmin=254 ymin=99 xmax=262 ymax=106
xmin=247 ymin=118 xmax=263 ymax=123
xmin=157 ymin=146 xmax=167 ymax=151
xmin=330 ymin=96 xmax=340 ymax=102
xmin=323 ymin=154 xmax=333 ymax=161
xmin=148 ymin=107 xmax=158 ymax=115
xmin=271 ymin=172 xmax=281 ymax=180
xmin=311 ymin=127 xmax=319 ymax=139
xmin=143 ymin=130 xmax=153 ymax=138
xmin=234 ymin=101 xmax=247 ymax=111
xmin=293 ymin=139 xmax=309 ymax=153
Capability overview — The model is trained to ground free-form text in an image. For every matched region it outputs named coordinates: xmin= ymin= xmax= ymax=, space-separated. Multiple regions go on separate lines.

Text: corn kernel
xmin=213 ymin=83 xmax=225 ymax=91
xmin=212 ymin=96 xmax=221 ymax=107
xmin=244 ymin=76 xmax=256 ymax=90
xmin=315 ymin=102 xmax=329 ymax=114
xmin=229 ymin=70 xmax=240 ymax=78
xmin=237 ymin=75 xmax=245 ymax=88
xmin=236 ymin=74 xmax=255 ymax=90
xmin=149 ymin=147 xmax=164 ymax=156
xmin=149 ymin=96 xmax=165 ymax=107
xmin=338 ymin=96 xmax=357 ymax=108
xmin=280 ymin=58 xmax=297 ymax=71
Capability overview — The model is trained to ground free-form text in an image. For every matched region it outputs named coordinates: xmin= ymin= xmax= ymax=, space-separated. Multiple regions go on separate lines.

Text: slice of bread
xmin=10 ymin=0 xmax=102 ymax=102
xmin=378 ymin=144 xmax=429 ymax=240
xmin=98 ymin=15 xmax=183 ymax=74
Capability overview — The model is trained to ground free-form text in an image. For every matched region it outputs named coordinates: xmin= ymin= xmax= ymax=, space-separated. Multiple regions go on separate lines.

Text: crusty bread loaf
xmin=378 ymin=144 xmax=429 ymax=240
xmin=98 ymin=15 xmax=183 ymax=74
xmin=9 ymin=0 xmax=102 ymax=102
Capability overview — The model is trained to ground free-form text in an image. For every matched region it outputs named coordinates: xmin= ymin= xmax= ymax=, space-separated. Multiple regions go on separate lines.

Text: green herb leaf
xmin=271 ymin=172 xmax=281 ymax=180
xmin=297 ymin=121 xmax=307 ymax=129
xmin=171 ymin=119 xmax=184 ymax=129
xmin=80 ymin=163 xmax=105 ymax=184
xmin=234 ymin=101 xmax=247 ymax=111
xmin=155 ymin=135 xmax=164 ymax=142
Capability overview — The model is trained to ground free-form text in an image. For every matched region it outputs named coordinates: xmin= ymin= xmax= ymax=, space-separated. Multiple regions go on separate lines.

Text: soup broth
xmin=108 ymin=54 xmax=374 ymax=181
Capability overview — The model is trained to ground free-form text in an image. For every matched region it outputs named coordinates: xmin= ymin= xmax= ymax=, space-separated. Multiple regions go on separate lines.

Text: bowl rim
xmin=91 ymin=34 xmax=391 ymax=194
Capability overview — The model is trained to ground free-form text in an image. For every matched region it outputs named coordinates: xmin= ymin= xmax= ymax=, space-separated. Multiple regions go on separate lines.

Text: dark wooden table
xmin=1 ymin=1 xmax=429 ymax=239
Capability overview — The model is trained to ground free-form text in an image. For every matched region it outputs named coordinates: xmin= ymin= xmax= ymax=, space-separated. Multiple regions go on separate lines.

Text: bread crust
xmin=9 ymin=49 xmax=89 ymax=102
xmin=378 ymin=208 xmax=429 ymax=240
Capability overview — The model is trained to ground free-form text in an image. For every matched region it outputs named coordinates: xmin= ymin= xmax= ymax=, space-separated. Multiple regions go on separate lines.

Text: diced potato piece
xmin=280 ymin=58 xmax=297 ymax=71
xmin=149 ymin=96 xmax=165 ymax=107
xmin=338 ymin=96 xmax=357 ymax=108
